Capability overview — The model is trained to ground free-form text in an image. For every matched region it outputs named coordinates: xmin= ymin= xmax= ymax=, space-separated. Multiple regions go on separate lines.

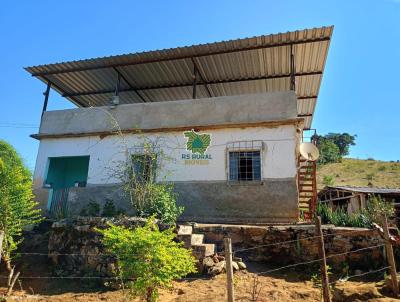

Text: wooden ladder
xmin=298 ymin=158 xmax=317 ymax=220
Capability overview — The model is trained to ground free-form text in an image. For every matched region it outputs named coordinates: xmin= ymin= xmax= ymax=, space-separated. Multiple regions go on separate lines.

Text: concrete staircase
xmin=177 ymin=224 xmax=215 ymax=260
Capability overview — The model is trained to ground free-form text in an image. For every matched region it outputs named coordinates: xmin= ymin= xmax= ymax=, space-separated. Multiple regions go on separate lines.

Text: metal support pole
xmin=192 ymin=63 xmax=197 ymax=99
xmin=290 ymin=44 xmax=295 ymax=91
xmin=224 ymin=237 xmax=235 ymax=302
xmin=41 ymin=82 xmax=51 ymax=116
xmin=383 ymin=213 xmax=399 ymax=297
xmin=315 ymin=216 xmax=331 ymax=302
xmin=115 ymin=72 xmax=121 ymax=96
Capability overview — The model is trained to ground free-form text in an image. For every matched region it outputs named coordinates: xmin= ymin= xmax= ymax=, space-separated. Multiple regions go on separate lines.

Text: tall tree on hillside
xmin=0 ymin=140 xmax=42 ymax=273
xmin=322 ymin=133 xmax=357 ymax=157
xmin=312 ymin=132 xmax=357 ymax=164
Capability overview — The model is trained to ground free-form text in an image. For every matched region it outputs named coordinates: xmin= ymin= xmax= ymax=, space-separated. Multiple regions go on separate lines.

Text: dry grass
xmin=317 ymin=158 xmax=400 ymax=190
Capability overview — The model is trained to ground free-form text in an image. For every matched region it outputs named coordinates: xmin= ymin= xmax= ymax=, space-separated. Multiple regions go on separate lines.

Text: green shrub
xmin=101 ymin=199 xmax=117 ymax=217
xmin=322 ymin=175 xmax=335 ymax=186
xmin=137 ymin=183 xmax=183 ymax=225
xmin=99 ymin=218 xmax=197 ymax=302
xmin=366 ymin=195 xmax=394 ymax=225
xmin=317 ymin=195 xmax=394 ymax=228
xmin=86 ymin=200 xmax=100 ymax=216
xmin=316 ymin=203 xmax=371 ymax=228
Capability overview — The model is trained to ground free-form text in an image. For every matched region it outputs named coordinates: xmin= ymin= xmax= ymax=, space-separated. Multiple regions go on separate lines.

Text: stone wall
xmin=47 ymin=218 xmax=396 ymax=277
xmin=194 ymin=223 xmax=389 ymax=270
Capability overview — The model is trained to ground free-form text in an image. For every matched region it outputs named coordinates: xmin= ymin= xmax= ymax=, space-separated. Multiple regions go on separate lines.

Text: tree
xmin=0 ymin=140 xmax=42 ymax=272
xmin=313 ymin=132 xmax=356 ymax=165
xmin=317 ymin=140 xmax=341 ymax=165
xmin=322 ymin=133 xmax=356 ymax=157
xmin=99 ymin=218 xmax=197 ymax=302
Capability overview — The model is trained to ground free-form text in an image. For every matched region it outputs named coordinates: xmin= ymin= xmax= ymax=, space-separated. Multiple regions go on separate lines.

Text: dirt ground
xmin=1 ymin=269 xmax=398 ymax=302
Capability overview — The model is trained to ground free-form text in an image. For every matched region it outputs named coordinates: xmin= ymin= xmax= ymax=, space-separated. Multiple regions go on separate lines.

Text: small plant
xmin=99 ymin=217 xmax=197 ymax=302
xmin=377 ymin=165 xmax=387 ymax=172
xmin=85 ymin=200 xmax=101 ymax=216
xmin=311 ymin=265 xmax=333 ymax=299
xmin=102 ymin=199 xmax=117 ymax=217
xmin=322 ymin=175 xmax=335 ymax=186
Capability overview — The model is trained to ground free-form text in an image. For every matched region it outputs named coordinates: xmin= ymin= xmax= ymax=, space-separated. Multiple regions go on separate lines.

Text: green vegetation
xmin=322 ymin=175 xmax=335 ymax=186
xmin=124 ymin=142 xmax=183 ymax=225
xmin=99 ymin=218 xmax=197 ymax=302
xmin=317 ymin=195 xmax=394 ymax=228
xmin=317 ymin=158 xmax=400 ymax=189
xmin=313 ymin=133 xmax=356 ymax=165
xmin=0 ymin=140 xmax=42 ymax=272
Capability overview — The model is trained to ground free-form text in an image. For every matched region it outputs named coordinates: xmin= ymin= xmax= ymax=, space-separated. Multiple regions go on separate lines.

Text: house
xmin=26 ymin=26 xmax=333 ymax=223
xmin=318 ymin=185 xmax=400 ymax=221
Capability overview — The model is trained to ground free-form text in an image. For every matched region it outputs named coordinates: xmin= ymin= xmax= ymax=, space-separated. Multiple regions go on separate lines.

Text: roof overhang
xmin=25 ymin=26 xmax=333 ymax=129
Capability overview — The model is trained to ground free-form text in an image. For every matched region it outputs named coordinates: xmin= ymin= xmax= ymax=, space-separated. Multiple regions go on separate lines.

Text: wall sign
xmin=182 ymin=130 xmax=212 ymax=165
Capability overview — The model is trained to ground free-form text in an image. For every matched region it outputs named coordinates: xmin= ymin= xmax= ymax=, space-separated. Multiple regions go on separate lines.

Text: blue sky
xmin=0 ymin=0 xmax=399 ymax=170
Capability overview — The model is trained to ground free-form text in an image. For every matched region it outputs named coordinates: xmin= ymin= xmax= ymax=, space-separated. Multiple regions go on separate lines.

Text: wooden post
xmin=315 ymin=216 xmax=331 ymax=302
xmin=383 ymin=213 xmax=398 ymax=297
xmin=224 ymin=237 xmax=235 ymax=302
xmin=0 ymin=230 xmax=4 ymax=264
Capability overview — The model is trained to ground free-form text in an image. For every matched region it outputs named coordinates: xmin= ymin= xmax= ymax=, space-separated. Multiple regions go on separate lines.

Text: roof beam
xmin=31 ymin=36 xmax=330 ymax=77
xmin=62 ymin=71 xmax=322 ymax=98
xmin=113 ymin=67 xmax=149 ymax=102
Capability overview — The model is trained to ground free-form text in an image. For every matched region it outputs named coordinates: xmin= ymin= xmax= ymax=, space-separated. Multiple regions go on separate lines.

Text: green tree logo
xmin=183 ymin=130 xmax=211 ymax=154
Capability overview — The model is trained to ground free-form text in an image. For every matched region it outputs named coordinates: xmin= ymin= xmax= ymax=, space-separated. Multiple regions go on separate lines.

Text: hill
xmin=317 ymin=158 xmax=400 ymax=190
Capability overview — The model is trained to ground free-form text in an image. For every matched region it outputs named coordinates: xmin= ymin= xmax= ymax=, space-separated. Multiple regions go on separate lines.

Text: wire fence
xmin=1 ymin=220 xmax=397 ymax=302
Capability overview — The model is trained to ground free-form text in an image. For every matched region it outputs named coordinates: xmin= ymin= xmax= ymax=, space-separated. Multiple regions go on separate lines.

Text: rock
xmin=232 ymin=261 xmax=239 ymax=271
xmin=202 ymin=257 xmax=215 ymax=268
xmin=208 ymin=260 xmax=226 ymax=275
xmin=233 ymin=256 xmax=242 ymax=262
xmin=212 ymin=255 xmax=220 ymax=263
xmin=237 ymin=261 xmax=247 ymax=270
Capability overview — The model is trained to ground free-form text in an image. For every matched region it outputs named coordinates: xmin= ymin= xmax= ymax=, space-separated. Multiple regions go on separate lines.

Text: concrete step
xmin=177 ymin=225 xmax=193 ymax=235
xmin=177 ymin=234 xmax=204 ymax=248
xmin=191 ymin=243 xmax=215 ymax=260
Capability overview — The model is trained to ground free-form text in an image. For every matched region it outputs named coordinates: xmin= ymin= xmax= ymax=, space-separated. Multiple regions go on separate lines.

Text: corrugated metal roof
xmin=324 ymin=186 xmax=400 ymax=195
xmin=25 ymin=26 xmax=333 ymax=129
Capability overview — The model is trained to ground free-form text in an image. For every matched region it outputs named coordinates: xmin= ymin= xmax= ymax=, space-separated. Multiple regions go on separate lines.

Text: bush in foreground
xmin=99 ymin=217 xmax=197 ymax=302
xmin=0 ymin=140 xmax=42 ymax=271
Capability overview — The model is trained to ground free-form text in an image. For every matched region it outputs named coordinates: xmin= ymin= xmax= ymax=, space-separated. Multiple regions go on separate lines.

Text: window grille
xmin=227 ymin=141 xmax=263 ymax=182
xmin=131 ymin=154 xmax=157 ymax=182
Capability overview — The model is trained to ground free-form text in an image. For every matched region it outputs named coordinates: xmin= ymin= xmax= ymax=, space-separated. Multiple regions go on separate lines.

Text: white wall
xmin=33 ymin=125 xmax=298 ymax=187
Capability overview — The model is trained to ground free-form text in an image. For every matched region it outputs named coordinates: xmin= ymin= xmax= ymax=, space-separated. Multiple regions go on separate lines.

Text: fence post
xmin=0 ymin=230 xmax=4 ymax=264
xmin=315 ymin=216 xmax=331 ymax=302
xmin=383 ymin=213 xmax=398 ymax=297
xmin=224 ymin=237 xmax=235 ymax=302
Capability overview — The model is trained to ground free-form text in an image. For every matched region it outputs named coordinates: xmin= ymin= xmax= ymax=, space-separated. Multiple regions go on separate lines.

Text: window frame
xmin=131 ymin=152 xmax=158 ymax=183
xmin=226 ymin=141 xmax=264 ymax=184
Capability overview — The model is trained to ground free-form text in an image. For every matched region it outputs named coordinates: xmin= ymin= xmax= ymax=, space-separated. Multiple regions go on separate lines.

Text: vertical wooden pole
xmin=315 ymin=216 xmax=331 ymax=302
xmin=224 ymin=237 xmax=235 ymax=302
xmin=0 ymin=230 xmax=4 ymax=264
xmin=383 ymin=213 xmax=398 ymax=297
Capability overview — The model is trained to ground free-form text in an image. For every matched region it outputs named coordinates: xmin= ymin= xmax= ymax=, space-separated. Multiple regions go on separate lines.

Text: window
xmin=227 ymin=141 xmax=263 ymax=182
xmin=131 ymin=154 xmax=157 ymax=182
